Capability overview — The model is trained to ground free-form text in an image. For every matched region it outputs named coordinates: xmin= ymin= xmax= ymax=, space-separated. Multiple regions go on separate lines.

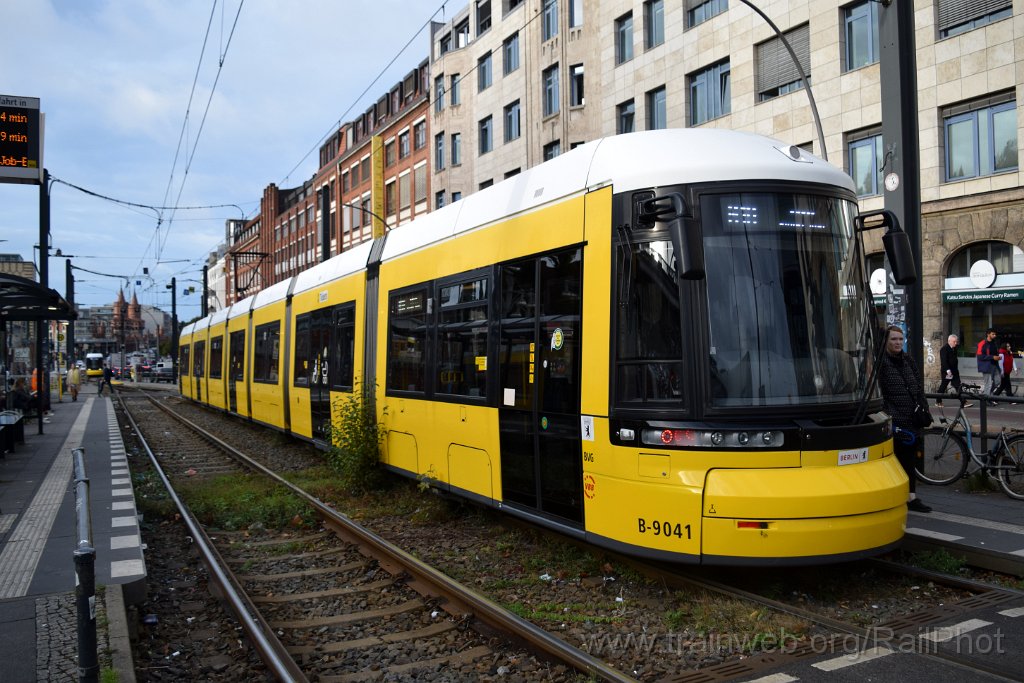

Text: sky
xmin=1 ymin=0 xmax=449 ymax=322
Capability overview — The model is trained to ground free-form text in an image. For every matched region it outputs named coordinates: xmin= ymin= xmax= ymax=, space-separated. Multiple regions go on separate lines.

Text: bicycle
xmin=914 ymin=383 xmax=1024 ymax=499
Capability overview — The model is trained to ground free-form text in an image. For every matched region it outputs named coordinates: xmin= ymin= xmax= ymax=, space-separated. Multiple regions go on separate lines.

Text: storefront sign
xmin=969 ymin=259 xmax=997 ymax=289
xmin=942 ymin=288 xmax=1024 ymax=303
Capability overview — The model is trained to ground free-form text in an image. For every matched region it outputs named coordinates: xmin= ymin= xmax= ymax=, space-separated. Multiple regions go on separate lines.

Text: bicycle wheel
xmin=916 ymin=428 xmax=969 ymax=485
xmin=996 ymin=435 xmax=1024 ymax=500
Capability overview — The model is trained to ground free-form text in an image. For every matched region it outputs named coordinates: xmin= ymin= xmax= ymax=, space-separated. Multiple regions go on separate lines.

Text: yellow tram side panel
xmin=289 ymin=274 xmax=366 ymax=441
xmin=582 ymin=418 xmax=908 ymax=560
xmin=250 ymin=301 xmax=288 ymax=431
xmin=205 ymin=320 xmax=228 ymax=411
xmin=178 ymin=331 xmax=194 ymax=400
xmin=579 ymin=187 xmax=612 ymax=418
xmin=381 ymin=398 xmax=499 ymax=500
xmin=225 ymin=314 xmax=250 ymax=419
xmin=375 ymin=193 xmax=589 ymax=497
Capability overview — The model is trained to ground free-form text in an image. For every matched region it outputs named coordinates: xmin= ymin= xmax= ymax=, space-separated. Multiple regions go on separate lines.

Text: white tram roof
xmin=227 ymin=294 xmax=256 ymax=321
xmin=251 ymin=277 xmax=292 ymax=309
xmin=381 ymin=129 xmax=855 ymax=262
xmin=207 ymin=307 xmax=230 ymax=327
xmin=179 ymin=321 xmax=196 ymax=337
xmin=292 ymin=241 xmax=374 ymax=296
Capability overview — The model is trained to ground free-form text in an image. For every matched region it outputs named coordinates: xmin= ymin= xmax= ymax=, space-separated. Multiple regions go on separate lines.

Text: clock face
xmin=884 ymin=172 xmax=900 ymax=192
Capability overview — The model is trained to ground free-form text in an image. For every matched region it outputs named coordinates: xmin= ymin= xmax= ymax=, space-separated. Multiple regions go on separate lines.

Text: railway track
xmin=120 ymin=388 xmax=1024 ymax=681
xmin=119 ymin=392 xmax=635 ymax=682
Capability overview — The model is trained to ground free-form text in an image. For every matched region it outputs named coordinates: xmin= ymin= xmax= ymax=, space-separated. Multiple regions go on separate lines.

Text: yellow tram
xmin=179 ymin=129 xmax=910 ymax=564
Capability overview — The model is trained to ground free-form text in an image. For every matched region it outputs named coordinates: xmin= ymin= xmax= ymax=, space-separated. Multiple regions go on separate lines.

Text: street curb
xmin=107 ymin=584 xmax=137 ymax=683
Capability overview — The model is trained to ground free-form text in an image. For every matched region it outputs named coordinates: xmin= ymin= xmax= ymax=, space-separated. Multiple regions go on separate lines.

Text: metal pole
xmin=66 ymin=259 xmax=75 ymax=366
xmin=202 ymin=265 xmax=209 ymax=317
xmin=72 ymin=448 xmax=98 ymax=683
xmin=36 ymin=168 xmax=50 ymax=434
xmin=880 ymin=0 xmax=923 ymax=377
xmin=170 ymin=277 xmax=178 ymax=381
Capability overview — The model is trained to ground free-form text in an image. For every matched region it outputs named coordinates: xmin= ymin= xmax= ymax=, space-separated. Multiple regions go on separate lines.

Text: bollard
xmin=73 ymin=448 xmax=99 ymax=683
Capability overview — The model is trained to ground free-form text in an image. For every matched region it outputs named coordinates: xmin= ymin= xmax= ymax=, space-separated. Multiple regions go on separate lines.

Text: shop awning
xmin=0 ymin=273 xmax=77 ymax=321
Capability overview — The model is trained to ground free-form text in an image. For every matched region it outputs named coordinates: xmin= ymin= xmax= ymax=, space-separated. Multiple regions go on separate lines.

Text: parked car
xmin=152 ymin=362 xmax=175 ymax=383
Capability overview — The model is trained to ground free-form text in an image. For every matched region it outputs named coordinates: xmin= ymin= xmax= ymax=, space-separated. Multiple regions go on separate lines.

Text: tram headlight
xmin=641 ymin=428 xmax=785 ymax=449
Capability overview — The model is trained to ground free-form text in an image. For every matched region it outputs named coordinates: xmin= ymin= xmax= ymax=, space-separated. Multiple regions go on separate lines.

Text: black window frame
xmin=209 ymin=335 xmax=224 ymax=379
xmin=253 ymin=321 xmax=281 ymax=384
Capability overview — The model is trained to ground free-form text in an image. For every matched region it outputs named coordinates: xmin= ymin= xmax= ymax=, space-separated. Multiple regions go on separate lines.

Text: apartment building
xmin=429 ymin=0 xmax=1022 ymax=360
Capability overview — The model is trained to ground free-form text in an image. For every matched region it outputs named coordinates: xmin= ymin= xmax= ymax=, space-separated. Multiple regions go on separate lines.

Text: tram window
xmin=387 ymin=289 xmax=428 ymax=393
xmin=294 ymin=315 xmax=310 ymax=387
xmin=209 ymin=336 xmax=223 ymax=379
xmin=614 ymin=237 xmax=684 ymax=405
xmin=229 ymin=331 xmax=245 ymax=380
xmin=437 ymin=277 xmax=489 ymax=398
xmin=193 ymin=341 xmax=206 ymax=377
xmin=331 ymin=304 xmax=356 ymax=391
xmin=253 ymin=322 xmax=281 ymax=384
xmin=179 ymin=345 xmax=190 ymax=379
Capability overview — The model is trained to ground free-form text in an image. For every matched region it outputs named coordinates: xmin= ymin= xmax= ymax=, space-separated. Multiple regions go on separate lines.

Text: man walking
xmin=98 ymin=363 xmax=114 ymax=396
xmin=976 ymin=328 xmax=1000 ymax=397
xmin=936 ymin=334 xmax=969 ymax=407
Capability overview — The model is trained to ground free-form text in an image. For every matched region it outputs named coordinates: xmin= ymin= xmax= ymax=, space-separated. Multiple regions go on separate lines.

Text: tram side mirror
xmin=640 ymin=193 xmax=705 ymax=280
xmin=854 ymin=209 xmax=917 ymax=285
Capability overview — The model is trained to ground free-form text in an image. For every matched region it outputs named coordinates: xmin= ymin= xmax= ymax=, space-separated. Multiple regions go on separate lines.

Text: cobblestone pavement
xmin=36 ymin=592 xmax=110 ymax=682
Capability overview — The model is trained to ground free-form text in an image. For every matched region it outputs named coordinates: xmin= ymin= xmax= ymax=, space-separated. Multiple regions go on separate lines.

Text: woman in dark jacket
xmin=876 ymin=325 xmax=932 ymax=513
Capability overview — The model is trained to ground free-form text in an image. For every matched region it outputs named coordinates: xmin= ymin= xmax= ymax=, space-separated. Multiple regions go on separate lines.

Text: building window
xmin=479 ymin=179 xmax=494 ymax=190
xmin=503 ymin=32 xmax=520 ymax=75
xmin=844 ymin=1 xmax=879 ymax=71
xmin=505 ymin=168 xmax=521 ymax=178
xmin=847 ymin=130 xmax=883 ymax=197
xmin=477 ymin=0 xmax=492 ymax=35
xmin=414 ymin=121 xmax=426 ymax=149
xmin=756 ymin=24 xmax=810 ymax=102
xmin=542 ymin=0 xmax=558 ymax=41
xmin=385 ymin=141 xmax=396 ymax=166
xmin=451 ymin=132 xmax=462 ymax=165
xmin=399 ymin=131 xmax=410 ymax=159
xmin=543 ymin=64 xmax=560 ymax=117
xmin=617 ymin=99 xmax=636 ymax=134
xmin=455 ymin=19 xmax=470 ymax=48
xmin=943 ymin=94 xmax=1018 ymax=181
xmin=569 ymin=0 xmax=583 ymax=27
xmin=937 ymin=0 xmax=1012 ymax=38
xmin=436 ymin=190 xmax=446 ymax=209
xmin=644 ymin=0 xmax=664 ymax=49
xmin=450 ymin=74 xmax=461 ymax=106
xmin=686 ymin=0 xmax=727 ymax=29
xmin=400 ymin=173 xmax=411 ymax=211
xmin=543 ymin=140 xmax=561 ymax=160
xmin=505 ymin=0 xmax=524 ymax=13
xmin=434 ymin=75 xmax=444 ymax=113
xmin=689 ymin=59 xmax=731 ymax=124
xmin=504 ymin=100 xmax=521 ymax=142
xmin=439 ymin=32 xmax=452 ymax=56
xmin=479 ymin=116 xmax=493 ymax=155
xmin=615 ymin=12 xmax=634 ymax=65
xmin=435 ymin=133 xmax=445 ymax=170
xmin=415 ymin=164 xmax=427 ymax=204
xmin=386 ymin=180 xmax=397 ymax=215
xmin=947 ymin=241 xmax=1021 ymax=277
xmin=647 ymin=86 xmax=667 ymax=129
xmin=569 ymin=64 xmax=585 ymax=107
xmin=452 ymin=191 xmax=462 ymax=202
xmin=478 ymin=52 xmax=493 ymax=91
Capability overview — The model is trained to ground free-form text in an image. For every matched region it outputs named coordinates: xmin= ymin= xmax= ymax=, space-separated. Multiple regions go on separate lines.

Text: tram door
xmin=308 ymin=309 xmax=332 ymax=443
xmin=228 ymin=330 xmax=245 ymax=413
xmin=498 ymin=248 xmax=584 ymax=526
xmin=193 ymin=340 xmax=205 ymax=403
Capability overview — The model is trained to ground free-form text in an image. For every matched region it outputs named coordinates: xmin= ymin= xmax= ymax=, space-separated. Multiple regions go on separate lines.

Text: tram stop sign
xmin=0 ymin=94 xmax=43 ymax=185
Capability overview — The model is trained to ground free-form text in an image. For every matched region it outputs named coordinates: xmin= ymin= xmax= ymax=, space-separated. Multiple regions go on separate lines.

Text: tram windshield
xmin=85 ymin=354 xmax=104 ymax=371
xmin=701 ymin=192 xmax=868 ymax=408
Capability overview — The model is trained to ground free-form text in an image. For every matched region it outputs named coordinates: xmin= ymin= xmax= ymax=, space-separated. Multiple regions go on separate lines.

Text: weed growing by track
xmin=324 ymin=386 xmax=385 ymax=494
xmin=182 ymin=474 xmax=317 ymax=530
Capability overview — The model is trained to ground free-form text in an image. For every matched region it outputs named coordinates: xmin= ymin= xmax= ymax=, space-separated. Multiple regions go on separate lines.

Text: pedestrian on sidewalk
xmin=878 ymin=325 xmax=932 ymax=513
xmin=98 ymin=363 xmax=114 ymax=396
xmin=994 ymin=342 xmax=1018 ymax=397
xmin=936 ymin=334 xmax=966 ymax=407
xmin=67 ymin=365 xmax=81 ymax=401
xmin=976 ymin=328 xmax=1001 ymax=397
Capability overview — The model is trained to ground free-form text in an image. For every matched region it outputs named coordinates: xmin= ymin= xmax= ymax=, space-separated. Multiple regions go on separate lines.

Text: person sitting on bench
xmin=11 ymin=378 xmax=40 ymax=415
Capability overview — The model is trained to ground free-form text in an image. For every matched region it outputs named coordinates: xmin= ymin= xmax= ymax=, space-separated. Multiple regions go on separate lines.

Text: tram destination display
xmin=0 ymin=94 xmax=42 ymax=184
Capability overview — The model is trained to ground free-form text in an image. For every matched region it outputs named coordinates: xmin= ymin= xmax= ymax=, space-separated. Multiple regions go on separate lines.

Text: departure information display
xmin=0 ymin=94 xmax=42 ymax=184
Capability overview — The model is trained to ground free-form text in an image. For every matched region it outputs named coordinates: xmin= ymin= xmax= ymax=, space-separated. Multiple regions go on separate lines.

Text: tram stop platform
xmin=0 ymin=392 xmax=143 ymax=682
